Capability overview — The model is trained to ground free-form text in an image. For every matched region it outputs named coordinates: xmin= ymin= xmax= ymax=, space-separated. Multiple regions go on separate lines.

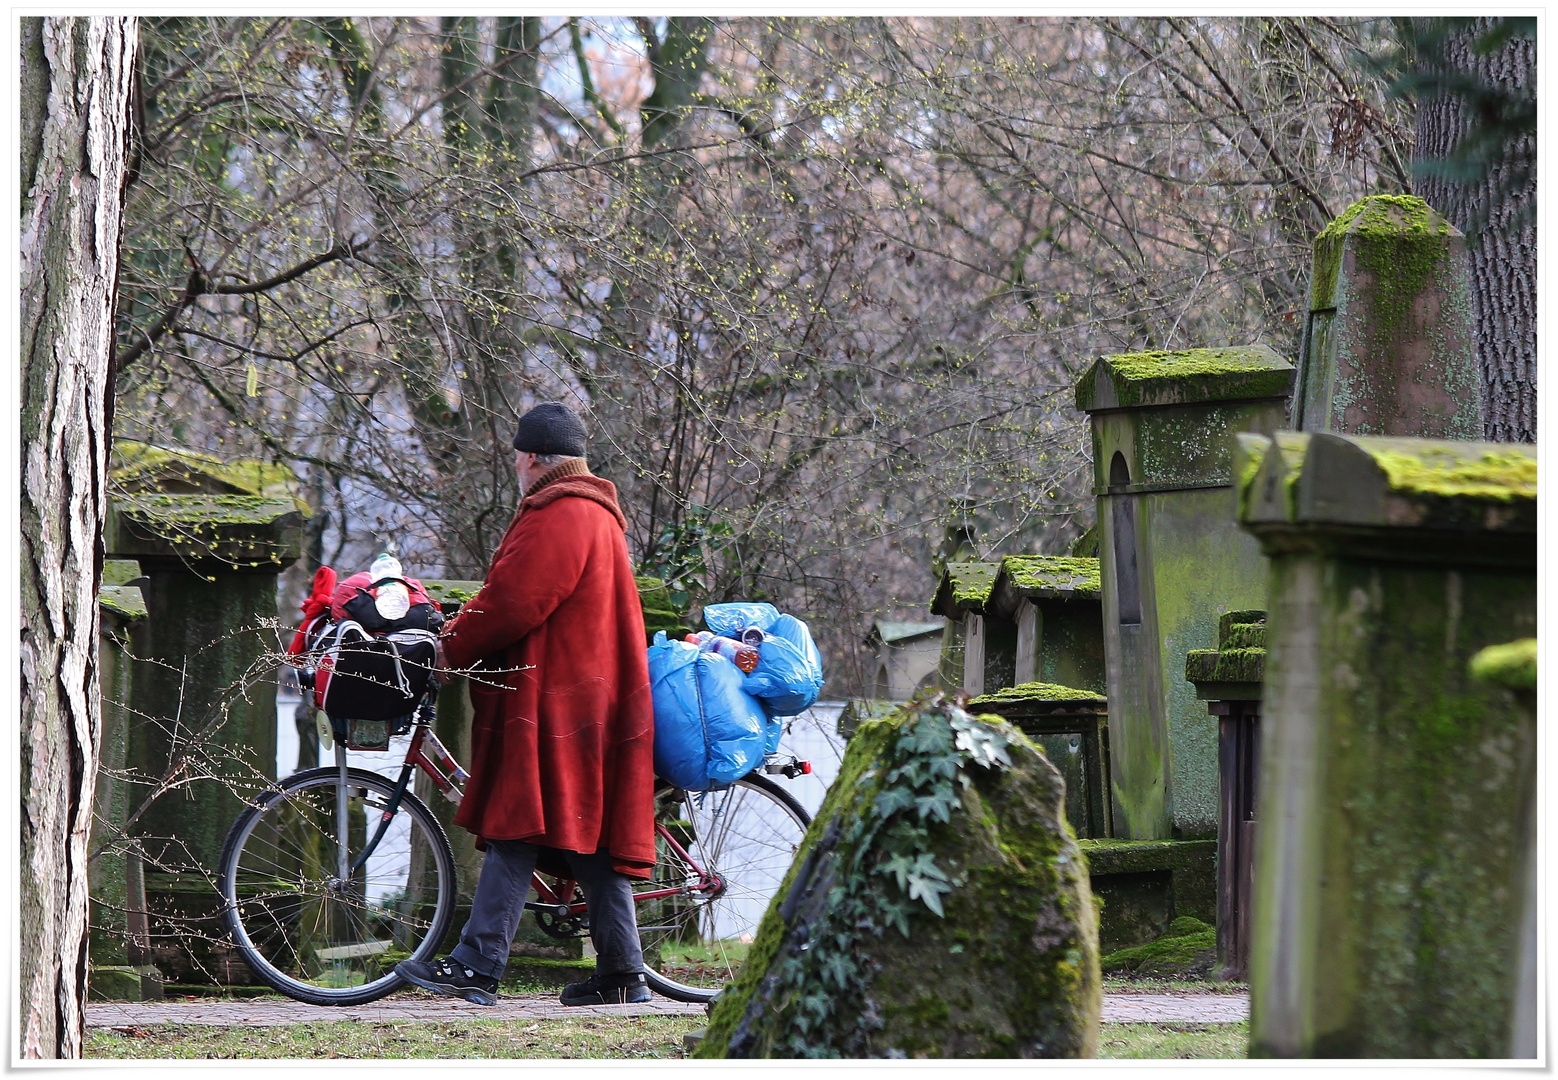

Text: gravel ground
xmin=87 ymin=991 xmax=1247 ymax=1029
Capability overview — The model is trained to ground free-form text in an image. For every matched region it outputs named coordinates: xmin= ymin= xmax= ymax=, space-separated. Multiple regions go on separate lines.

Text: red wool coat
xmin=440 ymin=469 xmax=655 ymax=878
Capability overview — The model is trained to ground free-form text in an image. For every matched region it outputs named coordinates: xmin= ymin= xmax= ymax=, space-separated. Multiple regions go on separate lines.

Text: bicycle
xmin=217 ymin=681 xmax=813 ymax=1006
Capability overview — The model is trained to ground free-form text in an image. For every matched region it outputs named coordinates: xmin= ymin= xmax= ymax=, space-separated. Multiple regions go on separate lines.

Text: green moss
xmin=1080 ymin=346 xmax=1293 ymax=412
xmin=118 ymin=493 xmax=300 ymax=525
xmin=1185 ymin=647 xmax=1265 ymax=685
xmin=1368 ymin=446 xmax=1536 ymax=502
xmin=1468 ymin=638 xmax=1537 ymax=692
xmin=945 ymin=560 xmax=1000 ymax=607
xmin=1100 ymin=917 xmax=1216 ymax=977
xmin=1313 ymin=196 xmax=1458 ymax=369
xmin=112 ymin=441 xmax=302 ymax=504
xmin=97 ymin=585 xmax=147 ymax=620
xmin=1221 ymin=623 xmax=1265 ymax=650
xmin=101 ymin=559 xmax=142 ymax=587
xmin=968 ymin=681 xmax=1106 ymax=706
xmin=1235 ymin=435 xmax=1269 ymax=520
xmin=1002 ymin=555 xmax=1101 ymax=599
xmin=700 ymin=696 xmax=1099 ymax=1057
xmin=421 ymin=580 xmax=483 ymax=606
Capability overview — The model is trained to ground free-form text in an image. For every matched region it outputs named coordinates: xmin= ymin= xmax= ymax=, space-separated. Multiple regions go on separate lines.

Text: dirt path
xmin=87 ymin=991 xmax=1248 ymax=1029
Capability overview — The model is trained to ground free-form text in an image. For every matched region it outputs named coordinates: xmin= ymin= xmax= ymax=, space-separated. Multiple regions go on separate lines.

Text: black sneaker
xmin=395 ymin=956 xmax=499 ymax=1006
xmin=559 ymin=971 xmax=650 ymax=1006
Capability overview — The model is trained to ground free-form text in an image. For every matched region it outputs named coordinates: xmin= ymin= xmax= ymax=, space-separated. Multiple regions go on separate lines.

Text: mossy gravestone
xmin=1239 ymin=431 xmax=1535 ymax=1057
xmin=1297 ymin=195 xmax=1480 ymax=439
xmin=1075 ymin=345 xmax=1293 ymax=840
xmin=697 ymin=694 xmax=1100 ymax=1058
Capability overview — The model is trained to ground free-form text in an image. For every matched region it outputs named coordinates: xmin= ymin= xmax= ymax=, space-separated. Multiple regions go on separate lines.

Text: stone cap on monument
xmin=1237 ymin=431 xmax=1535 ymax=565
xmin=105 ymin=443 xmax=308 ymax=571
xmin=1185 ymin=609 xmax=1266 ymax=701
xmin=98 ymin=558 xmax=147 ymax=622
xmin=986 ymin=554 xmax=1101 ymax=620
xmin=1074 ymin=345 xmax=1294 ymax=413
xmin=930 ymin=559 xmax=1002 ymax=618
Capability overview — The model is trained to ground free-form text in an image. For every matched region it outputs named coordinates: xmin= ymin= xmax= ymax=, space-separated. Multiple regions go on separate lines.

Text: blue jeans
xmin=449 ymin=839 xmax=644 ymax=981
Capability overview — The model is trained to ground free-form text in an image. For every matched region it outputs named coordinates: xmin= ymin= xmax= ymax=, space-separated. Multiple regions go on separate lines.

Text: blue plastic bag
xmin=742 ymin=613 xmax=825 ymax=719
xmin=648 ymin=632 xmax=768 ymax=790
xmin=702 ymin=601 xmax=781 ymax=639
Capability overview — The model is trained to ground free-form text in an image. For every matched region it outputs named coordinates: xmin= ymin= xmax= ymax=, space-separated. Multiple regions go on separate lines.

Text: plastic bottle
xmin=369 ymin=552 xmax=411 ymax=620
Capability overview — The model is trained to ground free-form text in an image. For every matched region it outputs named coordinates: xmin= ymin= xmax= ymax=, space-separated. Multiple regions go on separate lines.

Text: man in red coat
xmin=395 ymin=402 xmax=656 ymax=1006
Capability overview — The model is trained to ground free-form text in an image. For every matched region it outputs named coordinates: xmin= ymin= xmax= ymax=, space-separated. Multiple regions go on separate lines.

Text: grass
xmin=1098 ymin=1023 xmax=1248 ymax=1059
xmin=86 ymin=1017 xmax=700 ymax=1060
xmin=87 ymin=1016 xmax=1247 ymax=1060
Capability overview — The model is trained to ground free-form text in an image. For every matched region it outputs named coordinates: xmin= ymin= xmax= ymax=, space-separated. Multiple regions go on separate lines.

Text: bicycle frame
xmin=343 ymin=685 xmax=724 ymax=919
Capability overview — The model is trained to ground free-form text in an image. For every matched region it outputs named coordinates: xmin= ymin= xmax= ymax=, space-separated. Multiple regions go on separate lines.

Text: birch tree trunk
xmin=19 ymin=15 xmax=137 ymax=1059
xmin=1412 ymin=19 xmax=1537 ymax=442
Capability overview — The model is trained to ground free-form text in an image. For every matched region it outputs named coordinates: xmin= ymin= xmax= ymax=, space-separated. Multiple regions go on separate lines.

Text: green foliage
xmin=639 ymin=506 xmax=739 ymax=612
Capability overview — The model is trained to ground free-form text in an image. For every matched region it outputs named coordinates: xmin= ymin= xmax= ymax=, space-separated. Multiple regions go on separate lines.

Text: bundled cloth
xmin=649 ymin=603 xmax=824 ymax=791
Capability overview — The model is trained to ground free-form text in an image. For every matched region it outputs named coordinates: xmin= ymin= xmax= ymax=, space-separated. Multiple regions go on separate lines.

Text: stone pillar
xmin=930 ymin=561 xmax=1014 ymax=695
xmin=1296 ymin=195 xmax=1480 ymax=439
xmin=987 ymin=555 xmax=1104 ymax=694
xmin=1184 ymin=609 xmax=1266 ymax=982
xmin=1468 ymin=638 xmax=1538 ymax=1059
xmin=109 ymin=493 xmax=303 ymax=878
xmin=1239 ymin=431 xmax=1535 ymax=1057
xmin=1075 ymin=345 xmax=1294 ymax=840
xmin=87 ymin=562 xmax=163 ymax=1000
xmin=106 ymin=450 xmax=306 ymax=985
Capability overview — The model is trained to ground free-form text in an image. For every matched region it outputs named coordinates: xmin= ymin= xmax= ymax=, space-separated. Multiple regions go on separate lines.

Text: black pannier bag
xmin=318 ymin=623 xmax=438 ymax=749
xmin=340 ymin=585 xmax=444 ymax=635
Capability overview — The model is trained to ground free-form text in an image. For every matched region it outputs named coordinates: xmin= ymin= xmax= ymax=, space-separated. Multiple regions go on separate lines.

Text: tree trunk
xmin=19 ymin=15 xmax=137 ymax=1059
xmin=1412 ymin=19 xmax=1537 ymax=442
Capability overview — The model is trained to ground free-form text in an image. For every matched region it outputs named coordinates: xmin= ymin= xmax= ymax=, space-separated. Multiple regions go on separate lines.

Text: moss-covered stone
xmin=967 ymin=681 xmax=1104 ymax=706
xmin=1100 ymin=917 xmax=1217 ymax=978
xmin=1000 ymin=555 xmax=1101 ymax=599
xmin=1080 ymin=350 xmax=1291 ymax=840
xmin=1242 ymin=432 xmax=1536 ymax=1057
xmin=1075 ymin=345 xmax=1294 ymax=412
xmin=1240 ymin=432 xmax=1537 ymax=548
xmin=932 ymin=560 xmax=1002 ymax=614
xmin=1468 ymin=638 xmax=1536 ymax=693
xmin=419 ymin=578 xmax=484 ymax=613
xmin=1298 ymin=195 xmax=1478 ymax=439
xmin=698 ymin=694 xmax=1100 ymax=1058
xmin=112 ymin=441 xmax=307 ymax=511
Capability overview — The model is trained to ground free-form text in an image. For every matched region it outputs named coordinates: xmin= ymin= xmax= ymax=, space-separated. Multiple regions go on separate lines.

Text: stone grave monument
xmin=1238 ymin=431 xmax=1535 ymax=1057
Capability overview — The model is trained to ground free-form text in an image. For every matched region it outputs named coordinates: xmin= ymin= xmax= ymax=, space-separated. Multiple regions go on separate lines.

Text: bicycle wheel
xmin=218 ymin=765 xmax=457 ymax=1005
xmin=638 ymin=773 xmax=812 ymax=1003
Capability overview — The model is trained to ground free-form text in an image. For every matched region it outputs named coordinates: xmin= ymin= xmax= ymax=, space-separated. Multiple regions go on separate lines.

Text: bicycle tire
xmin=218 ymin=765 xmax=458 ymax=1006
xmin=637 ymin=772 xmax=812 ymax=1003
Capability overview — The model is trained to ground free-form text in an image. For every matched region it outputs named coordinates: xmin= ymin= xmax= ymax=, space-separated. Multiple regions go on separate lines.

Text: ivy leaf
xmin=906 ymin=858 xmax=953 ymax=917
xmin=914 ymin=786 xmax=959 ymax=822
xmin=873 ymin=786 xmax=915 ymax=819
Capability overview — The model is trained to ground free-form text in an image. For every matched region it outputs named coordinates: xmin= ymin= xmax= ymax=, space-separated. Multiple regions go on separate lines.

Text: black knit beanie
xmin=512 ymin=402 xmax=587 ymax=457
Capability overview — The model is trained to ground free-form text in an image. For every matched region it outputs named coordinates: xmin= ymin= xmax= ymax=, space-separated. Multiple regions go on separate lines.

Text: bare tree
xmin=20 ymin=15 xmax=137 ymax=1059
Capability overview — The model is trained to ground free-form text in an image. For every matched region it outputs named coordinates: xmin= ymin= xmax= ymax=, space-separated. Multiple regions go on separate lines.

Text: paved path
xmin=86 ymin=991 xmax=1247 ymax=1030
